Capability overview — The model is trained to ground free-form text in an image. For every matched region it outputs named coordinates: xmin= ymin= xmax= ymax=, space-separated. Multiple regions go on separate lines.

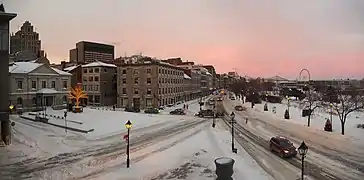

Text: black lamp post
xmin=298 ymin=141 xmax=308 ymax=180
xmin=230 ymin=112 xmax=237 ymax=153
xmin=329 ymin=103 xmax=333 ymax=124
xmin=212 ymin=103 xmax=216 ymax=128
xmin=125 ymin=120 xmax=132 ymax=168
xmin=63 ymin=110 xmax=68 ymax=134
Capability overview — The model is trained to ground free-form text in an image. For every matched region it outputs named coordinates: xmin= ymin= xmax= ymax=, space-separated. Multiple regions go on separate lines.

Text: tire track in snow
xmin=1 ymin=119 xmax=207 ymax=180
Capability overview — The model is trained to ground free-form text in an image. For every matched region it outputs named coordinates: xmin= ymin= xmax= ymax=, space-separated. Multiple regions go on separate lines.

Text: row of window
xmin=158 ymin=68 xmax=183 ymax=76
xmin=83 ymin=85 xmax=99 ymax=91
xmin=83 ymin=68 xmax=108 ymax=73
xmin=17 ymin=80 xmax=68 ymax=90
xmin=120 ymin=86 xmax=184 ymax=95
xmin=83 ymin=76 xmax=99 ymax=82
xmin=121 ymin=68 xmax=152 ymax=75
xmin=121 ymin=77 xmax=152 ymax=85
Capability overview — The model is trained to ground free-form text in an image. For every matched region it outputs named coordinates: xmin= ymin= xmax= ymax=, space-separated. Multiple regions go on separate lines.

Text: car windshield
xmin=279 ymin=140 xmax=293 ymax=147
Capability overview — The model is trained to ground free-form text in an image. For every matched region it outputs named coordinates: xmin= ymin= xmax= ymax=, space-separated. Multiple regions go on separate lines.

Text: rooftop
xmin=9 ymin=62 xmax=71 ymax=75
xmin=82 ymin=61 xmax=117 ymax=68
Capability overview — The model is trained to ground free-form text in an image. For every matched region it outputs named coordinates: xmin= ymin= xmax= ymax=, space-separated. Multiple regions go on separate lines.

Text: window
xmin=94 ymin=76 xmax=99 ymax=81
xmin=134 ymin=69 xmax=138 ymax=75
xmin=122 ymin=78 xmax=126 ymax=84
xmin=95 ymin=68 xmax=99 ymax=73
xmin=88 ymin=85 xmax=93 ymax=91
xmin=88 ymin=68 xmax=93 ymax=73
xmin=31 ymin=81 xmax=36 ymax=89
xmin=83 ymin=85 xmax=87 ymax=90
xmin=122 ymin=88 xmax=126 ymax=94
xmin=134 ymin=89 xmax=139 ymax=94
xmin=42 ymin=81 xmax=46 ymax=88
xmin=134 ymin=78 xmax=139 ymax=85
xmin=63 ymin=96 xmax=67 ymax=103
xmin=89 ymin=76 xmax=93 ymax=81
xmin=17 ymin=97 xmax=23 ymax=105
xmin=94 ymin=85 xmax=99 ymax=91
xmin=122 ymin=69 xmax=127 ymax=74
xmin=146 ymin=68 xmax=151 ymax=74
xmin=17 ymin=80 xmax=23 ymax=89
xmin=147 ymin=89 xmax=152 ymax=95
xmin=104 ymin=68 xmax=107 ymax=72
xmin=51 ymin=81 xmax=56 ymax=88
xmin=83 ymin=69 xmax=87 ymax=73
xmin=147 ymin=78 xmax=151 ymax=84
xmin=32 ymin=97 xmax=36 ymax=104
xmin=63 ymin=81 xmax=67 ymax=88
xmin=95 ymin=95 xmax=100 ymax=103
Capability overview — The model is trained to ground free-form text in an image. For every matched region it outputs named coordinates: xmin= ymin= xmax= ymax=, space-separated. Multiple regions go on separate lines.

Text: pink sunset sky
xmin=5 ymin=0 xmax=364 ymax=79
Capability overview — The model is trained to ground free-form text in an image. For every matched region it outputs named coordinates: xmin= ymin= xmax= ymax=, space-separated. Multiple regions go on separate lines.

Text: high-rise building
xmin=10 ymin=21 xmax=41 ymax=55
xmin=69 ymin=41 xmax=114 ymax=64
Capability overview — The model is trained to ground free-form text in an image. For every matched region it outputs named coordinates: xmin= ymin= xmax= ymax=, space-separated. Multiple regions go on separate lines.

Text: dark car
xmin=234 ymin=105 xmax=244 ymax=111
xmin=125 ymin=106 xmax=140 ymax=113
xmin=144 ymin=108 xmax=160 ymax=114
xmin=269 ymin=136 xmax=297 ymax=158
xmin=166 ymin=104 xmax=174 ymax=107
xmin=158 ymin=106 xmax=165 ymax=110
xmin=170 ymin=108 xmax=186 ymax=115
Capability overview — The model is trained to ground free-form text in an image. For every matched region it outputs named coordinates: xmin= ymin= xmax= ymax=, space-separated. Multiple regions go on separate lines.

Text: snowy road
xmin=1 ymin=117 xmax=209 ymax=180
xmin=221 ymin=99 xmax=364 ymax=180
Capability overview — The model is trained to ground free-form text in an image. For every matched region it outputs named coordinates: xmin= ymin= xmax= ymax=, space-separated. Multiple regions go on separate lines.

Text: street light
xmin=298 ymin=141 xmax=308 ymax=180
xmin=329 ymin=103 xmax=333 ymax=124
xmin=286 ymin=96 xmax=290 ymax=112
xmin=230 ymin=112 xmax=237 ymax=153
xmin=212 ymin=103 xmax=216 ymax=128
xmin=125 ymin=120 xmax=132 ymax=168
xmin=63 ymin=110 xmax=68 ymax=134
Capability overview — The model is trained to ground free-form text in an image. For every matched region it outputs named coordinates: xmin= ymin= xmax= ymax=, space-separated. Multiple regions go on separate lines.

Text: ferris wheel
xmin=298 ymin=68 xmax=311 ymax=82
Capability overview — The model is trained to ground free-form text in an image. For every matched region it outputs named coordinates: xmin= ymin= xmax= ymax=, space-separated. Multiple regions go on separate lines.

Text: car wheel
xmin=279 ymin=151 xmax=284 ymax=158
xmin=269 ymin=144 xmax=274 ymax=152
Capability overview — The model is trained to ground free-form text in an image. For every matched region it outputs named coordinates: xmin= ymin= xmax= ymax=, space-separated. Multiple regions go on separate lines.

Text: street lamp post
xmin=125 ymin=120 xmax=132 ymax=168
xmin=63 ymin=110 xmax=68 ymax=134
xmin=212 ymin=103 xmax=216 ymax=128
xmin=329 ymin=103 xmax=333 ymax=124
xmin=298 ymin=141 xmax=308 ymax=180
xmin=230 ymin=112 xmax=237 ymax=153
xmin=286 ymin=96 xmax=290 ymax=112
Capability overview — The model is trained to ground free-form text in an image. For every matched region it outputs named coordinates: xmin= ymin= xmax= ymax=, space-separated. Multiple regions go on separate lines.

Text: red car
xmin=269 ymin=136 xmax=297 ymax=158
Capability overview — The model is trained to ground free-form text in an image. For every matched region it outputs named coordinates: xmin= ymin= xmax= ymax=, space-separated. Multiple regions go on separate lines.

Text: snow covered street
xmin=1 ymin=99 xmax=272 ymax=180
xmin=222 ymin=98 xmax=364 ymax=180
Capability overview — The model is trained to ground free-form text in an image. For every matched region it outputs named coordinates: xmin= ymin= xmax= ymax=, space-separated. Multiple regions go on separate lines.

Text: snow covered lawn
xmin=246 ymin=100 xmax=364 ymax=144
xmin=78 ymin=120 xmax=272 ymax=180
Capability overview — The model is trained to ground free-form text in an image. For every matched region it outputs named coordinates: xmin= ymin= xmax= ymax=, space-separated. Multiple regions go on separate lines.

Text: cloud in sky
xmin=5 ymin=0 xmax=364 ymax=79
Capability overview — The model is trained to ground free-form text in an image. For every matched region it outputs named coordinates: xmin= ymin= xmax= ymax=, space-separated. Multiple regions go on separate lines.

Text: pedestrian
xmin=183 ymin=104 xmax=186 ymax=109
xmin=186 ymin=104 xmax=189 ymax=109
xmin=246 ymin=118 xmax=248 ymax=124
xmin=113 ymin=105 xmax=116 ymax=111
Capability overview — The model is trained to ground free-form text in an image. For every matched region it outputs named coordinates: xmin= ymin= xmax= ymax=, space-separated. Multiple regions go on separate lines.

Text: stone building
xmin=81 ymin=61 xmax=117 ymax=106
xmin=117 ymin=57 xmax=185 ymax=109
xmin=10 ymin=21 xmax=42 ymax=55
xmin=9 ymin=62 xmax=71 ymax=109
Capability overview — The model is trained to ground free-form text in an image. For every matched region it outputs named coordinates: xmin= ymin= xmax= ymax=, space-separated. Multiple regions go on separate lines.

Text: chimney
xmin=61 ymin=61 xmax=66 ymax=71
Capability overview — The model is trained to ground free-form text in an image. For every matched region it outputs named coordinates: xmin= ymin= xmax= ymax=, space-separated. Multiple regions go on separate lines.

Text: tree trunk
xmin=341 ymin=120 xmax=345 ymax=135
xmin=307 ymin=115 xmax=311 ymax=127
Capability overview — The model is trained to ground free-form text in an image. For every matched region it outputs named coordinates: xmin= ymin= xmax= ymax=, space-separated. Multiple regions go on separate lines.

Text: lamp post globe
xmin=125 ymin=120 xmax=132 ymax=168
xmin=125 ymin=120 xmax=132 ymax=129
xmin=298 ymin=141 xmax=308 ymax=156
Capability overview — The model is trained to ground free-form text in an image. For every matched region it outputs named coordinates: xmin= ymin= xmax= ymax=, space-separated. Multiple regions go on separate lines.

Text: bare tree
xmin=301 ymin=90 xmax=322 ymax=127
xmin=333 ymin=88 xmax=364 ymax=135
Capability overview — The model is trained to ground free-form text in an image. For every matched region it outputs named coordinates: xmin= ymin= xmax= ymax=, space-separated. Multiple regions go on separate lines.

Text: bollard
xmin=214 ymin=157 xmax=235 ymax=180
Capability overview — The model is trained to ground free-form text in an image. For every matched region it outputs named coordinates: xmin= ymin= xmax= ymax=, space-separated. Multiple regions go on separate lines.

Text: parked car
xmin=166 ymin=104 xmax=174 ymax=107
xmin=217 ymin=97 xmax=223 ymax=101
xmin=170 ymin=108 xmax=186 ymax=115
xmin=230 ymin=96 xmax=236 ymax=100
xmin=144 ymin=108 xmax=160 ymax=114
xmin=234 ymin=105 xmax=244 ymax=111
xmin=125 ymin=106 xmax=140 ymax=113
xmin=269 ymin=136 xmax=297 ymax=158
xmin=158 ymin=106 xmax=165 ymax=110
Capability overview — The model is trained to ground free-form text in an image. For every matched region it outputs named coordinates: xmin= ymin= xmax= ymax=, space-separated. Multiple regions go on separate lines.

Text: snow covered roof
xmin=64 ymin=65 xmax=79 ymax=72
xmin=51 ymin=67 xmax=72 ymax=76
xmin=184 ymin=74 xmax=191 ymax=79
xmin=9 ymin=62 xmax=42 ymax=74
xmin=267 ymin=75 xmax=287 ymax=81
xmin=9 ymin=62 xmax=71 ymax=76
xmin=82 ymin=61 xmax=117 ymax=68
xmin=206 ymin=71 xmax=212 ymax=76
xmin=37 ymin=88 xmax=59 ymax=94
